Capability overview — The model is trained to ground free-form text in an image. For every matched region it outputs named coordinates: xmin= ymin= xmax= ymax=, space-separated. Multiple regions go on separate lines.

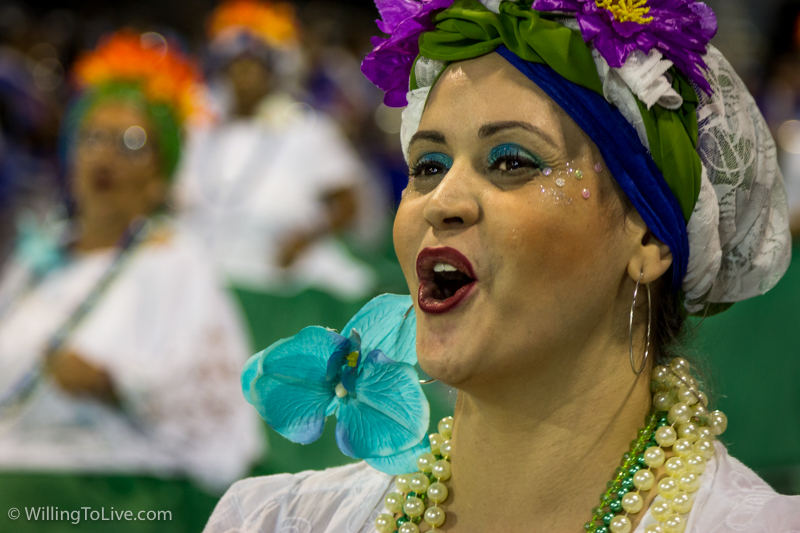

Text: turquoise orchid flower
xmin=242 ymin=294 xmax=431 ymax=474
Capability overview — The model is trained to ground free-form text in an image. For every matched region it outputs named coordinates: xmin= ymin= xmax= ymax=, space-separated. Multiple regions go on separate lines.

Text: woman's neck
xmin=73 ymin=214 xmax=138 ymax=252
xmin=443 ymin=340 xmax=652 ymax=532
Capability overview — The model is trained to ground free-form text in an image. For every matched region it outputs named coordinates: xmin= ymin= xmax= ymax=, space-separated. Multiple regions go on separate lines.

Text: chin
xmin=83 ymin=204 xmax=119 ymax=221
xmin=415 ymin=320 xmax=484 ymax=387
xmin=418 ymin=353 xmax=466 ymax=387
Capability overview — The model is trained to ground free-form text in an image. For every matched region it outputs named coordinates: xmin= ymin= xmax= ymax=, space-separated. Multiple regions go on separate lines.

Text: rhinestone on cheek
xmin=556 ymin=177 xmax=566 ymax=187
xmin=582 ymin=189 xmax=591 ymax=199
xmin=595 ymin=163 xmax=603 ymax=172
xmin=543 ymin=167 xmax=553 ymax=176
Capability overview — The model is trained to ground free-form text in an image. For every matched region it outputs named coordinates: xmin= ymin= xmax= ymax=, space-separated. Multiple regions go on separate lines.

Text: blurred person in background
xmin=761 ymin=0 xmax=800 ymax=236
xmin=176 ymin=0 xmax=377 ymax=305
xmin=300 ymin=2 xmax=398 ymax=251
xmin=0 ymin=31 xmax=263 ymax=532
xmin=175 ymin=0 xmax=388 ymax=480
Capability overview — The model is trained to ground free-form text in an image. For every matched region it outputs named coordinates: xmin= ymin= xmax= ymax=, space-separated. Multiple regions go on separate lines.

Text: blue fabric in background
xmin=495 ymin=46 xmax=689 ymax=290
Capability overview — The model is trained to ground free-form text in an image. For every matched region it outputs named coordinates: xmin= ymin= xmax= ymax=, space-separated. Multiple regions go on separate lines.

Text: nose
xmin=422 ymin=163 xmax=480 ymax=231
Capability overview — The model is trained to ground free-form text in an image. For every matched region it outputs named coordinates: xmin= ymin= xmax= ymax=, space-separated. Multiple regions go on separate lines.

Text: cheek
xmin=392 ymin=196 xmax=427 ymax=283
xmin=513 ymin=216 xmax=586 ymax=277
xmin=489 ymin=191 xmax=617 ymax=305
xmin=69 ymin=160 xmax=92 ymax=196
xmin=122 ymin=158 xmax=159 ymax=189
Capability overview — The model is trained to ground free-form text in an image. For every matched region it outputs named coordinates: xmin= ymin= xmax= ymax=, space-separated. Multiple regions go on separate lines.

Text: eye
xmin=78 ymin=128 xmax=111 ymax=152
xmin=409 ymin=152 xmax=453 ymax=179
xmin=487 ymin=144 xmax=545 ymax=173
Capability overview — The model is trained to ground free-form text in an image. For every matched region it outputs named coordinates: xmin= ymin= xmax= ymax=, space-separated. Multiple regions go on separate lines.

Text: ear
xmin=624 ymin=211 xmax=673 ymax=284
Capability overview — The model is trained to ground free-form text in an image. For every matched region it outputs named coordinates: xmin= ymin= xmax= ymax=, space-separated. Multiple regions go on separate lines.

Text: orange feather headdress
xmin=208 ymin=0 xmax=300 ymax=49
xmin=72 ymin=31 xmax=202 ymax=124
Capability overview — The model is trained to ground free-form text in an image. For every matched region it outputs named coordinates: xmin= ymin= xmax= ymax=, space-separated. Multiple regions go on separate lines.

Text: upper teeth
xmin=433 ymin=263 xmax=458 ymax=273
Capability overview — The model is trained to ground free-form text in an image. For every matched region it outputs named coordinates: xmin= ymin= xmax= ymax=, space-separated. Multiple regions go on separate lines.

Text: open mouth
xmin=91 ymin=169 xmax=114 ymax=192
xmin=416 ymin=247 xmax=477 ymax=314
xmin=428 ymin=263 xmax=475 ymax=299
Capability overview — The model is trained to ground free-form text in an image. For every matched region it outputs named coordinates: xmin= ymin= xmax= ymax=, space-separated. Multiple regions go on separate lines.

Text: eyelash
xmin=409 ymin=153 xmax=453 ymax=179
xmin=487 ymin=144 xmax=546 ymax=173
xmin=408 ymin=144 xmax=547 ymax=181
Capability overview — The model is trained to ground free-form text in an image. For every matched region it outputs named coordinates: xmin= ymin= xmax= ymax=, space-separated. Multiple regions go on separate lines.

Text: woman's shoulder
xmin=687 ymin=443 xmax=800 ymax=532
xmin=127 ymin=219 xmax=224 ymax=288
xmin=203 ymin=462 xmax=393 ymax=533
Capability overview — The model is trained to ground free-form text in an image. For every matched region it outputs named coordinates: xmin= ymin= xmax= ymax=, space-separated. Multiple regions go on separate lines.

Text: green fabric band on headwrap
xmin=635 ymin=75 xmax=701 ymax=221
xmin=64 ymin=83 xmax=182 ymax=180
xmin=415 ymin=0 xmax=602 ymax=94
xmin=415 ymin=0 xmax=701 ymax=220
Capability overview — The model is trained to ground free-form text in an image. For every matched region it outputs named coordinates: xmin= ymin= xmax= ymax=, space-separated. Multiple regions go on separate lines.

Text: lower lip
xmin=417 ymin=280 xmax=477 ymax=314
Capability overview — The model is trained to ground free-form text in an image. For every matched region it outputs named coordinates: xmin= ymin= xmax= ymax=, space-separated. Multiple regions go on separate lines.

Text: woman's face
xmin=227 ymin=56 xmax=273 ymax=115
xmin=71 ymin=100 xmax=165 ymax=225
xmin=394 ymin=53 xmax=643 ymax=390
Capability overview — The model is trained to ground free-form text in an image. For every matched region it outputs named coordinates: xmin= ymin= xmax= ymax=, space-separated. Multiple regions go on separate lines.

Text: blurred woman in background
xmin=176 ymin=0 xmax=379 ymax=304
xmin=0 ymin=31 xmax=263 ymax=533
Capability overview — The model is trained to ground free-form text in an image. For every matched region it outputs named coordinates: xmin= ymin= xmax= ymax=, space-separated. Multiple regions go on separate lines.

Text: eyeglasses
xmin=75 ymin=126 xmax=154 ymax=162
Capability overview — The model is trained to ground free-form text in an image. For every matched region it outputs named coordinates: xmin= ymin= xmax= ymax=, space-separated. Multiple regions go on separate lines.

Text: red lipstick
xmin=416 ymin=247 xmax=478 ymax=314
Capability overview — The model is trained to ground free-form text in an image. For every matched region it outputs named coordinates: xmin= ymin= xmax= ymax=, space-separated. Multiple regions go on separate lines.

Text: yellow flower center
xmin=595 ymin=0 xmax=654 ymax=24
xmin=346 ymin=351 xmax=360 ymax=367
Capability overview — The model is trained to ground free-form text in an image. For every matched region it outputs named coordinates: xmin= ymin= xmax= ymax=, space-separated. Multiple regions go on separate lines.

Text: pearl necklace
xmin=375 ymin=357 xmax=728 ymax=533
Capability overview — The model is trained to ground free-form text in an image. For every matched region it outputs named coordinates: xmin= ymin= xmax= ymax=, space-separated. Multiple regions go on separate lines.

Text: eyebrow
xmin=478 ymin=121 xmax=558 ymax=148
xmin=409 ymin=130 xmax=446 ymax=147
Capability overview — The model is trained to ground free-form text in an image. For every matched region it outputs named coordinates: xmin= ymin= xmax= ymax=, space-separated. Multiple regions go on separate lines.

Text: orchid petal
xmin=342 ymin=294 xmax=418 ymax=365
xmin=326 ymin=351 xmax=342 ymax=382
xmin=532 ymin=0 xmax=583 ymax=10
xmin=361 ymin=0 xmax=452 ymax=107
xmin=338 ymin=329 xmax=362 ymax=393
xmin=375 ymin=0 xmax=423 ymax=34
xmin=244 ymin=326 xmax=349 ymax=444
xmin=535 ymin=0 xmax=717 ymax=93
xmin=335 ymin=359 xmax=429 ymax=459
xmin=348 ymin=328 xmax=362 ymax=351
xmin=325 ymin=399 xmax=339 ymax=417
xmin=365 ymin=348 xmax=395 ymax=366
xmin=365 ymin=437 xmax=431 ymax=475
xmin=326 ymin=328 xmax=355 ymax=382
xmin=341 ymin=365 xmax=359 ymax=393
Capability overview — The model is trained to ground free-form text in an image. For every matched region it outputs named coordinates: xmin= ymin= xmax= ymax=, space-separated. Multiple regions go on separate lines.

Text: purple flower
xmin=361 ymin=0 xmax=453 ymax=107
xmin=533 ymin=0 xmax=717 ymax=93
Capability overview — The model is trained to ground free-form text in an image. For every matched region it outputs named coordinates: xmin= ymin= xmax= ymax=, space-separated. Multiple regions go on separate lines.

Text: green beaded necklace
xmin=375 ymin=357 xmax=728 ymax=533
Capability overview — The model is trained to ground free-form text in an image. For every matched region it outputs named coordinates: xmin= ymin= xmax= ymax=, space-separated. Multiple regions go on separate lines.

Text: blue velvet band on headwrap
xmin=496 ymin=46 xmax=688 ymax=290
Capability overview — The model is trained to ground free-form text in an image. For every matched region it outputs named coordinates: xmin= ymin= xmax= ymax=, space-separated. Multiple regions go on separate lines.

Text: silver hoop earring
xmin=629 ymin=271 xmax=652 ymax=375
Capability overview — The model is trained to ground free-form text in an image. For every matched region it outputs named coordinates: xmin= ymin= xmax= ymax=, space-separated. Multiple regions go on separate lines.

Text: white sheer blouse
xmin=0 ymin=226 xmax=265 ymax=492
xmin=204 ymin=442 xmax=800 ymax=532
